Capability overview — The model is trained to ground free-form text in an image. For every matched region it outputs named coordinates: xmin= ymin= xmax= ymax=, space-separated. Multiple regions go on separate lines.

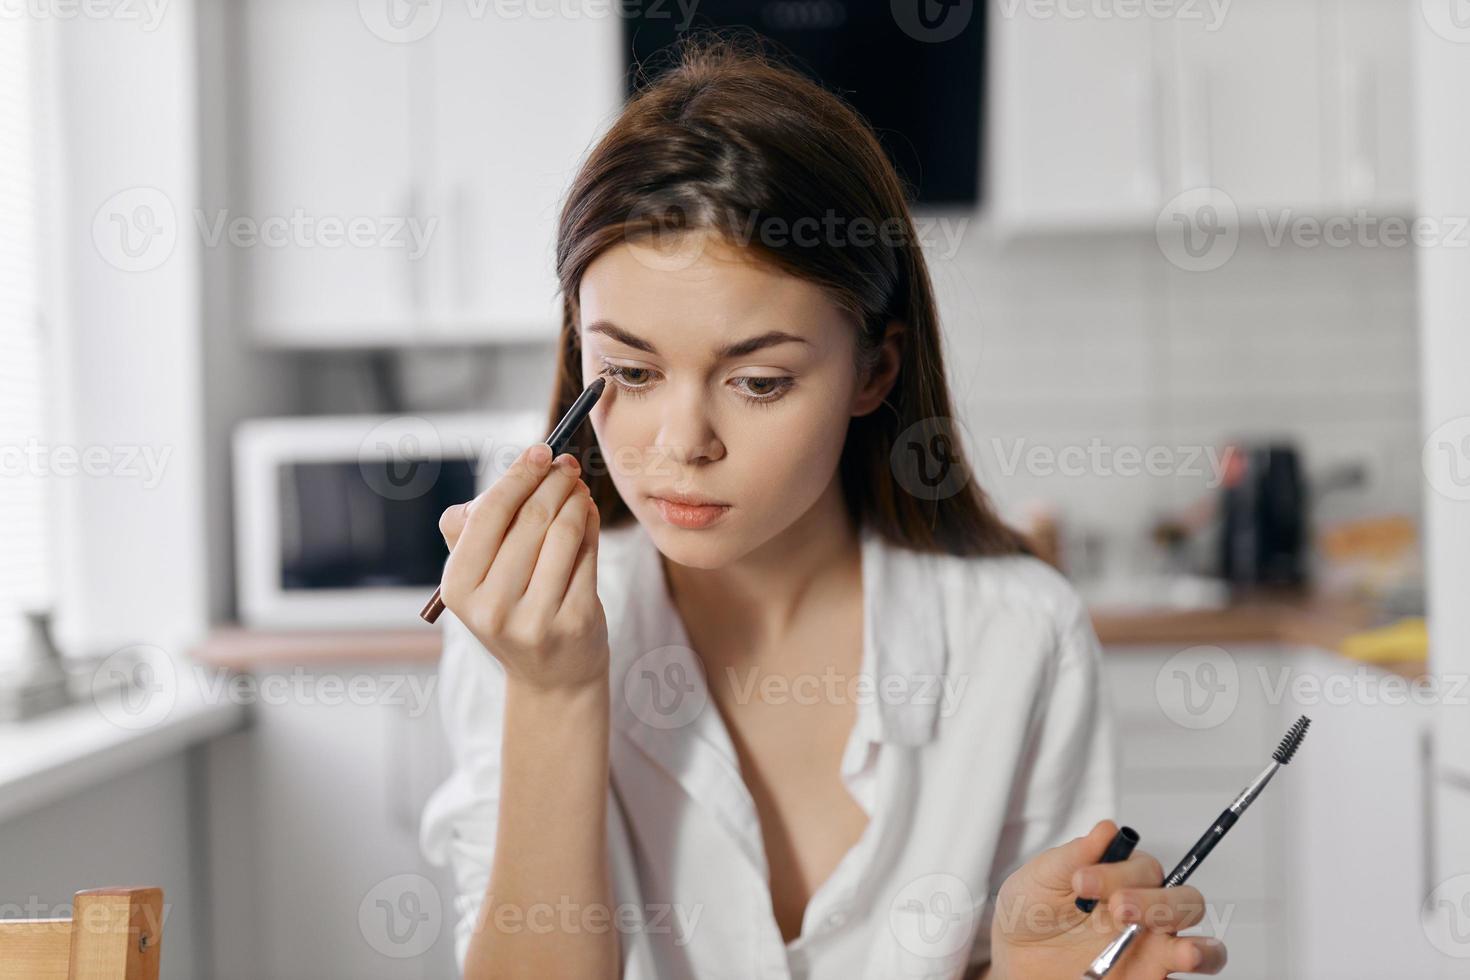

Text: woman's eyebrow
xmin=585 ymin=319 xmax=811 ymax=359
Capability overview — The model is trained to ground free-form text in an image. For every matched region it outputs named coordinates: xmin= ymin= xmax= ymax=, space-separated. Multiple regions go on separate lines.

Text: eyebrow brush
xmin=419 ymin=372 xmax=608 ymax=624
xmin=1081 ymin=715 xmax=1312 ymax=979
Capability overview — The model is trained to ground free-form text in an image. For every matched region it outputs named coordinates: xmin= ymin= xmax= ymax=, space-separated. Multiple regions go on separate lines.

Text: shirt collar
xmin=604 ymin=517 xmax=949 ymax=749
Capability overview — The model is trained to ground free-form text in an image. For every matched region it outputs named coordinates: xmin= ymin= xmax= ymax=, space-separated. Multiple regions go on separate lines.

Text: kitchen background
xmin=0 ymin=1 xmax=1466 ymax=979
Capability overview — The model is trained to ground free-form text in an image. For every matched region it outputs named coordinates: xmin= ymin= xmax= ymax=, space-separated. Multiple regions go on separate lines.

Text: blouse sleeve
xmin=970 ymin=590 xmax=1122 ymax=968
xmin=418 ymin=610 xmax=509 ymax=974
xmin=418 ymin=601 xmax=657 ymax=977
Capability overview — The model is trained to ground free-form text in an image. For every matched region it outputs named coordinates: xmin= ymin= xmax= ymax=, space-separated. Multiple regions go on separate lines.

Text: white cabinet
xmin=238 ymin=0 xmax=621 ymax=347
xmin=1320 ymin=0 xmax=1416 ymax=213
xmin=419 ymin=6 xmax=621 ymax=341
xmin=241 ymin=0 xmax=421 ymax=345
xmin=203 ymin=663 xmax=457 ymax=979
xmin=1104 ymin=644 xmax=1450 ymax=979
xmin=988 ymin=11 xmax=1164 ymax=229
xmin=989 ymin=0 xmax=1414 ymax=230
xmin=1163 ymin=2 xmax=1325 ymax=212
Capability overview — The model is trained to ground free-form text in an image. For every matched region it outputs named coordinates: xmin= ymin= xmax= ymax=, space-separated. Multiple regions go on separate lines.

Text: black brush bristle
xmin=1273 ymin=715 xmax=1311 ymax=764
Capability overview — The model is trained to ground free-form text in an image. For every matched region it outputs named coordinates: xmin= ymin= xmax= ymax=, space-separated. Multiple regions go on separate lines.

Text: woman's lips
xmin=650 ymin=496 xmax=731 ymax=529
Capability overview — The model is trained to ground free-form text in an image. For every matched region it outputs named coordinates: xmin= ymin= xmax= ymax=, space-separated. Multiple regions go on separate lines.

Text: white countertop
xmin=0 ymin=668 xmax=247 ymax=824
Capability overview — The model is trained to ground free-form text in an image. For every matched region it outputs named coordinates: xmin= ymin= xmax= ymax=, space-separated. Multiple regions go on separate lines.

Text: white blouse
xmin=420 ymin=518 xmax=1120 ymax=979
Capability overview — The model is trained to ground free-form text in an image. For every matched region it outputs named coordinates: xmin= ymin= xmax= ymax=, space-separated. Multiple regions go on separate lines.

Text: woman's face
xmin=578 ymin=230 xmax=884 ymax=569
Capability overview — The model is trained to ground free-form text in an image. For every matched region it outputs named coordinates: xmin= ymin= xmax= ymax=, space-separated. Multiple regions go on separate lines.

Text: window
xmin=0 ymin=18 xmax=52 ymax=667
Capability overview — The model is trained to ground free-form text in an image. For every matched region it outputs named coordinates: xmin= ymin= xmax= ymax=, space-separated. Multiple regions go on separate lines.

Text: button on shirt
xmin=420 ymin=518 xmax=1120 ymax=979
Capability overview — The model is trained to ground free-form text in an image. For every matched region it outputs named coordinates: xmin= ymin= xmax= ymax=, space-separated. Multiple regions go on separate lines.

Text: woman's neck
xmin=659 ymin=475 xmax=861 ymax=658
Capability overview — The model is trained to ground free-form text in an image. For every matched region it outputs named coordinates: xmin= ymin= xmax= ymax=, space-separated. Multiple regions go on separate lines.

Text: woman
xmin=420 ymin=36 xmax=1227 ymax=980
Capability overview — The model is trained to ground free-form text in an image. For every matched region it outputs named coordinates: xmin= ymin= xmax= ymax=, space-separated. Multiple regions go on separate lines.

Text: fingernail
xmin=1074 ymin=871 xmax=1098 ymax=895
xmin=530 ymin=444 xmax=552 ymax=468
xmin=558 ymin=453 xmax=580 ymax=473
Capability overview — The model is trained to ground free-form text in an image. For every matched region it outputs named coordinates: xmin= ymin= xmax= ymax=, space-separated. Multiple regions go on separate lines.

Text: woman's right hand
xmin=437 ymin=442 xmax=608 ymax=693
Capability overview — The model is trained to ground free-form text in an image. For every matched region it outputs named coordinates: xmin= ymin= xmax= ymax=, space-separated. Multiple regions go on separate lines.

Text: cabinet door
xmin=1320 ymin=0 xmax=1415 ymax=213
xmin=204 ymin=665 xmax=457 ymax=979
xmin=989 ymin=6 xmax=1165 ymax=230
xmin=421 ymin=7 xmax=621 ymax=341
xmin=241 ymin=0 xmax=421 ymax=346
xmin=1164 ymin=1 xmax=1324 ymax=212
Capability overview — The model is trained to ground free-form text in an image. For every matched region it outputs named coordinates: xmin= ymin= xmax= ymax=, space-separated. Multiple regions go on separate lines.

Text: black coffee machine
xmin=1218 ymin=442 xmax=1308 ymax=587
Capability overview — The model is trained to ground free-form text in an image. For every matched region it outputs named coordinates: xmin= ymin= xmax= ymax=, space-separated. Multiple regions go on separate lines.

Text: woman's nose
xmin=653 ymin=382 xmax=724 ymax=467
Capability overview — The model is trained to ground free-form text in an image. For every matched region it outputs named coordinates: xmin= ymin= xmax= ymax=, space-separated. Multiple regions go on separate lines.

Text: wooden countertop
xmin=192 ymin=592 xmax=1428 ymax=679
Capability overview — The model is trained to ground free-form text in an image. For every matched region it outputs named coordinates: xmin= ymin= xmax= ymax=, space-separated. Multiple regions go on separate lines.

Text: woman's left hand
xmin=986 ymin=819 xmax=1228 ymax=979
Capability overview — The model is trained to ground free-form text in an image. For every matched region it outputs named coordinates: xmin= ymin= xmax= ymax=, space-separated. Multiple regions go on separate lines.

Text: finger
xmin=559 ymin=493 xmax=600 ymax=622
xmin=1107 ymin=885 xmax=1207 ymax=933
xmin=1073 ymin=850 xmax=1165 ymax=902
xmin=440 ymin=444 xmax=553 ymax=603
xmin=1149 ymin=934 xmax=1227 ymax=975
xmin=480 ymin=452 xmax=583 ymax=605
xmin=521 ymin=486 xmax=592 ymax=629
xmin=1044 ymin=820 xmax=1121 ymax=894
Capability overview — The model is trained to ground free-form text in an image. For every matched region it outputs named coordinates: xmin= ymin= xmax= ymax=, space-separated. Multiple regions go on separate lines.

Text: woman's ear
xmin=851 ymin=319 xmax=905 ymax=416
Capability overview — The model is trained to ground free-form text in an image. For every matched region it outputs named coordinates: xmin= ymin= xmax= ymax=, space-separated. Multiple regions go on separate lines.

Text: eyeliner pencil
xmin=419 ymin=374 xmax=608 ymax=625
xmin=1081 ymin=715 xmax=1312 ymax=979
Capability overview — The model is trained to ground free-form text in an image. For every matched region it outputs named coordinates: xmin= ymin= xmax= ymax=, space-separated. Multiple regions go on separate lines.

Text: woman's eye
xmin=733 ymin=376 xmax=795 ymax=403
xmin=606 ymin=365 xmax=655 ymax=390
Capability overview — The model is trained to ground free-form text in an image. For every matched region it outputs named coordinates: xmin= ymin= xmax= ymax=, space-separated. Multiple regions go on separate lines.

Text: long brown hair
xmin=548 ymin=33 xmax=1029 ymax=558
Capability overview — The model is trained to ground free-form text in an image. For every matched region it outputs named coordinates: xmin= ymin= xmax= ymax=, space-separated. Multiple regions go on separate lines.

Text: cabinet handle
xmin=1349 ymin=58 xmax=1378 ymax=205
xmin=406 ymin=185 xmax=425 ymax=312
xmin=454 ymin=182 xmax=470 ymax=311
xmin=1139 ymin=64 xmax=1164 ymax=206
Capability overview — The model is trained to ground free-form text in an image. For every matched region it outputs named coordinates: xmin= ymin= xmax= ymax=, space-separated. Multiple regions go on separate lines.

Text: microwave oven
xmin=232 ymin=411 xmax=542 ymax=629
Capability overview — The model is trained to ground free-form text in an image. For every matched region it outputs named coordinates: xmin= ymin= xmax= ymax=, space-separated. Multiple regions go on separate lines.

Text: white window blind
xmin=0 ymin=17 xmax=51 ymax=665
